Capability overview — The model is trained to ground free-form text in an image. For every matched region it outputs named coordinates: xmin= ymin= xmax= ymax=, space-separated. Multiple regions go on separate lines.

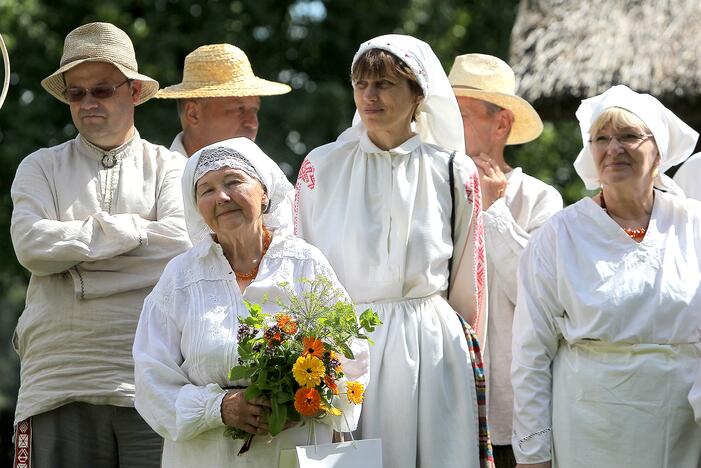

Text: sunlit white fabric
xmin=512 ymin=191 xmax=701 ymax=466
xmin=673 ymin=152 xmax=701 ymax=200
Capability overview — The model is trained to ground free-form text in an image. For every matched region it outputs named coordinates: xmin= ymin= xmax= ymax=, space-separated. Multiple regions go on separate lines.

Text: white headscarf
xmin=573 ymin=85 xmax=699 ymax=195
xmin=181 ymin=137 xmax=293 ymax=243
xmin=337 ymin=34 xmax=465 ymax=153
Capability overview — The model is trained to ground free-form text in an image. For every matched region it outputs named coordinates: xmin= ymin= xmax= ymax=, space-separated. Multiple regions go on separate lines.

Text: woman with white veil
xmin=296 ymin=35 xmax=490 ymax=468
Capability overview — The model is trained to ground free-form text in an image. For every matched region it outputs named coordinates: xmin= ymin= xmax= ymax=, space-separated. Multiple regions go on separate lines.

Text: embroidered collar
xmin=359 ymin=131 xmax=421 ymax=155
xmin=78 ymin=130 xmax=139 ymax=168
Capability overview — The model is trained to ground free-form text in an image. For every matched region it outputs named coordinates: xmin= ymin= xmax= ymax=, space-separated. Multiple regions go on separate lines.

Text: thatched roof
xmin=509 ymin=0 xmax=701 ymax=125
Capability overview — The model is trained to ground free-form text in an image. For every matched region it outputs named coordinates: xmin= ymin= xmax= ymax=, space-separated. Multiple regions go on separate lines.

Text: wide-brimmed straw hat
xmin=41 ymin=22 xmax=159 ymax=106
xmin=448 ymin=54 xmax=543 ymax=145
xmin=155 ymin=44 xmax=291 ymax=99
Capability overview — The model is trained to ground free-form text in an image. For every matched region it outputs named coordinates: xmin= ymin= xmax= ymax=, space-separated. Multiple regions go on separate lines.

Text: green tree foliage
xmin=0 ymin=0 xmax=587 ymax=462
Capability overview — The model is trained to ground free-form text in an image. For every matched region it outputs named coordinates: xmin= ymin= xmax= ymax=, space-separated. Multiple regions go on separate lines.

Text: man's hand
xmin=471 ymin=153 xmax=508 ymax=210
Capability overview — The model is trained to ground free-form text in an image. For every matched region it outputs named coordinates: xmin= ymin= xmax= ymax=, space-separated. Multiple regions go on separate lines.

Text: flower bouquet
xmin=226 ymin=275 xmax=381 ymax=454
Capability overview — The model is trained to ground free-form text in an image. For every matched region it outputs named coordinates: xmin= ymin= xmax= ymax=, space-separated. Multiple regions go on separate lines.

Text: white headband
xmin=193 ymin=147 xmax=265 ymax=191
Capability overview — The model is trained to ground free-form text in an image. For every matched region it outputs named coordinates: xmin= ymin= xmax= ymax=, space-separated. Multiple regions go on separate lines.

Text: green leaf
xmin=244 ymin=385 xmax=262 ymax=400
xmin=276 ymin=391 xmax=294 ymax=403
xmin=268 ymin=398 xmax=288 ymax=436
xmin=338 ymin=342 xmax=354 ymax=360
xmin=229 ymin=365 xmax=254 ymax=381
xmin=359 ymin=308 xmax=382 ymax=332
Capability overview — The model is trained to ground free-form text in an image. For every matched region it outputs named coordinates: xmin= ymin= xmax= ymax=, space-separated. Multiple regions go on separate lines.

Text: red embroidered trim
xmin=293 ymin=180 xmax=301 ymax=236
xmin=298 ymin=159 xmax=316 ymax=190
xmin=14 ymin=418 xmax=31 ymax=468
xmin=465 ymin=180 xmax=474 ymax=204
xmin=470 ymin=171 xmax=487 ymax=338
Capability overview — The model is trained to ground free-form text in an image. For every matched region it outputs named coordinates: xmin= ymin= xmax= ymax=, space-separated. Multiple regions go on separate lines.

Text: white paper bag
xmin=278 ymin=439 xmax=382 ymax=468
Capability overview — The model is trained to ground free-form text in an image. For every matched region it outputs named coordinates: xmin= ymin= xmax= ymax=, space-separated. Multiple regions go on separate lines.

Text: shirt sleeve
xmin=10 ymin=156 xmax=146 ymax=276
xmin=511 ymin=224 xmax=562 ymax=464
xmin=447 ymin=152 xmax=488 ymax=344
xmin=67 ymin=156 xmax=191 ymax=299
xmin=483 ymin=186 xmax=563 ymax=303
xmin=133 ymin=281 xmax=227 ymax=442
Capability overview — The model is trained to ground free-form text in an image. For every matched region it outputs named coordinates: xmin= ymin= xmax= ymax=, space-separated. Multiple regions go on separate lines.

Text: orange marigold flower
xmin=302 ymin=336 xmax=325 ymax=358
xmin=294 ymin=387 xmax=321 ymax=416
xmin=324 ymin=376 xmax=339 ymax=395
xmin=264 ymin=326 xmax=284 ymax=345
xmin=276 ymin=314 xmax=298 ymax=335
xmin=346 ymin=381 xmax=365 ymax=404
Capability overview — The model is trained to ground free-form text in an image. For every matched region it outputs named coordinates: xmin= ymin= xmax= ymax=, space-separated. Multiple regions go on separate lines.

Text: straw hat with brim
xmin=155 ymin=44 xmax=291 ymax=99
xmin=449 ymin=53 xmax=543 ymax=145
xmin=41 ymin=22 xmax=159 ymax=106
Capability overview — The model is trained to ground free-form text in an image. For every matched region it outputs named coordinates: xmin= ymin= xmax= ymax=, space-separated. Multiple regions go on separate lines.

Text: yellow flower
xmin=293 ymin=355 xmax=326 ymax=388
xmin=320 ymin=403 xmax=342 ymax=416
xmin=346 ymin=381 xmax=365 ymax=404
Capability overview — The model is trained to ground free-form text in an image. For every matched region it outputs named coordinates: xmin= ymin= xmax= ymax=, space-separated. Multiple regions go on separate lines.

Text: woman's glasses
xmin=63 ymin=78 xmax=131 ymax=102
xmin=589 ymin=133 xmax=654 ymax=149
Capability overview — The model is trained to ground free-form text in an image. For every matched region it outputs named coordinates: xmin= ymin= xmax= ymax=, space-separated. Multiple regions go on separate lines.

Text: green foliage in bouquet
xmin=225 ymin=275 xmax=381 ymax=446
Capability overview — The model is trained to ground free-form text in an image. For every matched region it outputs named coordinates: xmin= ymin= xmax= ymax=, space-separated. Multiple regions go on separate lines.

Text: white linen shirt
xmin=10 ymin=131 xmax=190 ymax=425
xmin=673 ymin=152 xmax=701 ymax=200
xmin=169 ymin=131 xmax=188 ymax=158
xmin=511 ymin=191 xmax=701 ymax=463
xmin=133 ymin=234 xmax=370 ymax=467
xmin=482 ymin=168 xmax=562 ymax=445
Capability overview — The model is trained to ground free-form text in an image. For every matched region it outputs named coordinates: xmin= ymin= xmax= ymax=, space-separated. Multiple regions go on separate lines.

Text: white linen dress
xmin=295 ymin=132 xmax=486 ymax=468
xmin=512 ymin=190 xmax=701 ymax=467
xmin=133 ymin=234 xmax=370 ymax=468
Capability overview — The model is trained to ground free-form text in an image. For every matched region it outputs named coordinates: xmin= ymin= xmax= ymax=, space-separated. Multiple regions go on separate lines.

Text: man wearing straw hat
xmin=10 ymin=22 xmax=190 ymax=467
xmin=156 ymin=44 xmax=295 ymax=235
xmin=155 ymin=43 xmax=291 ymax=157
xmin=448 ymin=54 xmax=563 ymax=468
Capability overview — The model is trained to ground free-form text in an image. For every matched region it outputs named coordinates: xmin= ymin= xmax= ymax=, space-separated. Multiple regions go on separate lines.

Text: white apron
xmin=552 ymin=341 xmax=701 ymax=468
xmin=357 ymin=295 xmax=480 ymax=468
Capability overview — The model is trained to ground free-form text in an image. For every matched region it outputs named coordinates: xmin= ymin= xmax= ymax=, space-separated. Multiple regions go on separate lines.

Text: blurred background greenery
xmin=0 ymin=0 xmax=678 ymax=463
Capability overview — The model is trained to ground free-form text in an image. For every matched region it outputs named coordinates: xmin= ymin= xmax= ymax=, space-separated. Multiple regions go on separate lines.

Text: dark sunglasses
xmin=63 ymin=78 xmax=131 ymax=102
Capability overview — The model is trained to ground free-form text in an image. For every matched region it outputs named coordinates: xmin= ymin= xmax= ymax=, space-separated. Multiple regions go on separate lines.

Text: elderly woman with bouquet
xmin=512 ymin=85 xmax=701 ymax=468
xmin=133 ymin=138 xmax=370 ymax=467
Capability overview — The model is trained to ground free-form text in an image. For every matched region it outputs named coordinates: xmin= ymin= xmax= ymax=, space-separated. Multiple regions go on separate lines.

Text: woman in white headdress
xmin=295 ymin=35 xmax=489 ymax=468
xmin=132 ymin=138 xmax=369 ymax=467
xmin=511 ymin=85 xmax=701 ymax=468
